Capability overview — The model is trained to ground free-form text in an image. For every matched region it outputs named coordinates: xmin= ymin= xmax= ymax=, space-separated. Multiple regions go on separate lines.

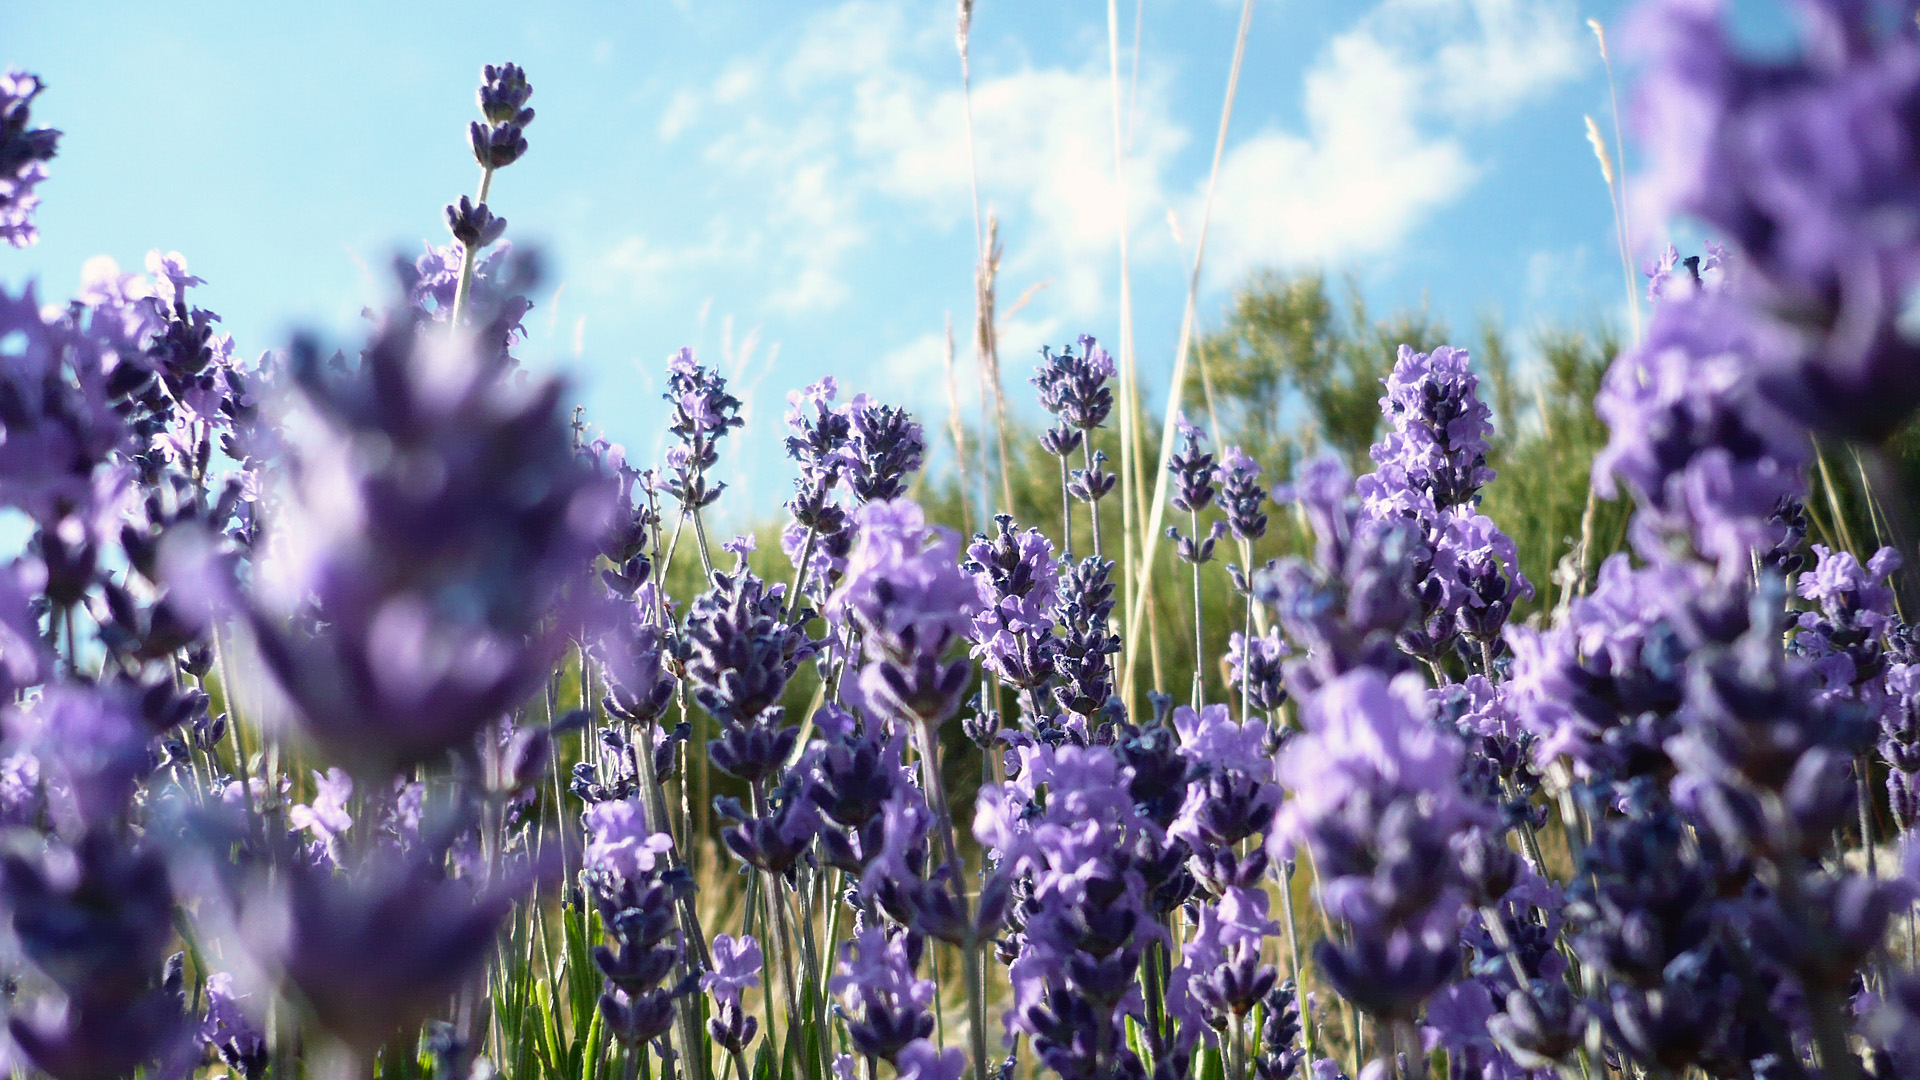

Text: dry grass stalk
xmin=1121 ymin=0 xmax=1256 ymax=702
xmin=942 ymin=313 xmax=975 ymax=536
xmin=976 ymin=215 xmax=1016 ymax=514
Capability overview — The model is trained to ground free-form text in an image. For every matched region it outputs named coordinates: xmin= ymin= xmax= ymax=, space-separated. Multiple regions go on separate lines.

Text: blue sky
xmin=7 ymin=0 xmax=1675 ymax=517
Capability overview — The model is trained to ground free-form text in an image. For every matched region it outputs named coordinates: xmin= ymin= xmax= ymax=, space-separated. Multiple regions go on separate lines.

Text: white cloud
xmin=1204 ymin=0 xmax=1585 ymax=282
xmin=658 ymin=88 xmax=699 ymax=141
xmin=622 ymin=0 xmax=1583 ymax=359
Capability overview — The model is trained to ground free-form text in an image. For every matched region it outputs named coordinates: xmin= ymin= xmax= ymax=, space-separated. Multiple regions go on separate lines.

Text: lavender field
xmin=6 ymin=2 xmax=1920 ymax=1079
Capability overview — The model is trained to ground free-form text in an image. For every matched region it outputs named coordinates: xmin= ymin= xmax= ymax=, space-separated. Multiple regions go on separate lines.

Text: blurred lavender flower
xmin=396 ymin=241 xmax=532 ymax=354
xmin=0 ymin=279 xmax=141 ymax=538
xmin=1256 ymin=456 xmax=1422 ymax=694
xmin=1631 ymin=0 xmax=1920 ymax=440
xmin=0 ymin=70 xmax=59 ymax=248
xmin=200 ymin=973 xmax=267 ymax=1080
xmin=1224 ymin=628 xmax=1289 ymax=714
xmin=243 ymin=295 xmax=612 ymax=773
xmin=288 ymin=767 xmax=354 ymax=868
xmin=2 ymin=831 xmax=185 ymax=1080
xmin=895 ymin=1040 xmax=968 ymax=1080
xmin=237 ymin=844 xmax=536 ymax=1057
xmin=1592 ymin=287 xmax=1809 ymax=567
xmin=4 ymin=683 xmax=154 ymax=836
xmin=593 ymin=600 xmax=677 ymax=728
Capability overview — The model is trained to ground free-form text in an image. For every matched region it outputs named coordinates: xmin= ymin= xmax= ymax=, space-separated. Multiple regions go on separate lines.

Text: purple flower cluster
xmin=1632 ymin=0 xmax=1920 ymax=440
xmin=830 ymin=500 xmax=979 ymax=730
xmin=1256 ymin=456 xmax=1422 ymax=694
xmin=662 ymin=347 xmax=743 ymax=511
xmin=0 ymin=70 xmax=59 ymax=248
xmin=975 ymin=741 xmax=1159 ymax=1079
xmin=1033 ymin=334 xmax=1115 ymax=459
xmin=3 ymin=19 xmax=1920 ymax=1080
xmin=1275 ymin=671 xmax=1484 ymax=1022
xmin=1357 ymin=344 xmax=1530 ymax=668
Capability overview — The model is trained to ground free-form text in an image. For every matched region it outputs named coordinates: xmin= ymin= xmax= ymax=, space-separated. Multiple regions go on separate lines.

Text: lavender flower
xmin=0 ymin=279 xmax=140 ymax=534
xmin=662 ymin=348 xmax=744 ymax=511
xmin=3 ymin=830 xmax=184 ymax=1071
xmin=582 ymin=799 xmax=673 ymax=881
xmin=830 ymin=500 xmax=978 ymax=728
xmin=444 ymin=195 xmax=506 ymax=252
xmin=1255 ymin=456 xmax=1422 ymax=694
xmin=1592 ymin=286 xmax=1809 ymax=567
xmin=1032 ymin=335 xmax=1116 ymax=458
xmin=4 ymin=683 xmax=154 ymax=835
xmin=783 ymin=377 xmax=855 ymax=588
xmin=831 ymin=927 xmax=937 ymax=1063
xmin=1169 ymin=703 xmax=1279 ymax=878
xmin=975 ymin=743 xmax=1155 ymax=1077
xmin=1364 ymin=344 xmax=1494 ymax=512
xmin=200 ymin=973 xmax=267 ymax=1080
xmin=245 ymin=299 xmax=612 ymax=773
xmin=1167 ymin=415 xmax=1216 ymax=514
xmin=237 ymin=844 xmax=536 ymax=1057
xmin=469 ymin=63 xmax=533 ymax=170
xmin=1276 ymin=670 xmax=1487 ymax=1023
xmin=841 ymin=396 xmax=924 ymax=504
xmin=1179 ymin=886 xmax=1280 ymax=1025
xmin=1795 ymin=544 xmax=1900 ymax=712
xmin=703 ymin=933 xmax=762 ymax=1055
xmin=288 ymin=767 xmax=354 ymax=867
xmin=583 ymin=814 xmax=689 ymax=1050
xmin=1049 ymin=555 xmax=1122 ymax=720
xmin=1225 ymin=628 xmax=1289 ymax=714
xmin=967 ymin=515 xmax=1061 ymax=702
xmin=716 ymin=776 xmax=820 ymax=876
xmin=1215 ymin=446 xmax=1269 ymax=542
xmin=1631 ymin=0 xmax=1920 ymax=440
xmin=895 ymin=1040 xmax=968 ymax=1080
xmin=0 ymin=70 xmax=59 ymax=248
xmin=1503 ymin=553 xmax=1708 ymax=787
xmin=685 ymin=561 xmax=811 ymax=779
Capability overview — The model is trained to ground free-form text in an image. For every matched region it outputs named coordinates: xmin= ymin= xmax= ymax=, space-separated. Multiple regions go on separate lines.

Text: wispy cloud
xmin=1204 ymin=0 xmax=1585 ymax=282
xmin=591 ymin=0 xmax=1585 ymax=354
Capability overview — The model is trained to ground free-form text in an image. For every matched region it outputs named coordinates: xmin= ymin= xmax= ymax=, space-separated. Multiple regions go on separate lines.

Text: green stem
xmin=912 ymin=718 xmax=990 ymax=1080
